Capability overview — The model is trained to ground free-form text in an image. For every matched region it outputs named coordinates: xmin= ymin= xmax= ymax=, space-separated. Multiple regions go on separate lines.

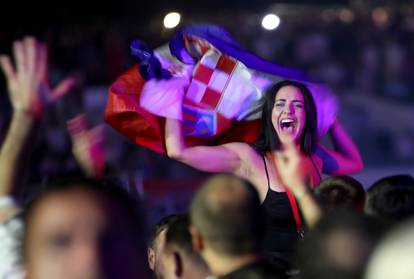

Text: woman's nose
xmin=284 ymin=104 xmax=294 ymax=114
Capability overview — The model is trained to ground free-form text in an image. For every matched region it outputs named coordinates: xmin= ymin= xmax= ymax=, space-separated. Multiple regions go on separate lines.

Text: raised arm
xmin=0 ymin=37 xmax=74 ymax=221
xmin=165 ymin=117 xmax=242 ymax=173
xmin=316 ymin=119 xmax=364 ymax=175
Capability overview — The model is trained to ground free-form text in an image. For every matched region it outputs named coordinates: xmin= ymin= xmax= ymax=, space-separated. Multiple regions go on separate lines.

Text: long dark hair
xmin=254 ymin=80 xmax=318 ymax=155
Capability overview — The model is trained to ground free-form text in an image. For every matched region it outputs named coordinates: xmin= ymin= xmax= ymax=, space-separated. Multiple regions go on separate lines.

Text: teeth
xmin=281 ymin=119 xmax=294 ymax=124
xmin=280 ymin=118 xmax=296 ymax=130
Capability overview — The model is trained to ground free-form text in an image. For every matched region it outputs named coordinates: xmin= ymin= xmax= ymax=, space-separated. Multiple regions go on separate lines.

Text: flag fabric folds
xmin=105 ymin=24 xmax=338 ymax=154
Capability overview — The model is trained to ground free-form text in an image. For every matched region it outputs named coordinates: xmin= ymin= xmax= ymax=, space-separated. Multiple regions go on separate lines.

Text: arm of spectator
xmin=274 ymin=140 xmax=322 ymax=228
xmin=0 ymin=37 xmax=74 ymax=222
xmin=316 ymin=119 xmax=364 ymax=175
xmin=67 ymin=115 xmax=106 ymax=179
xmin=0 ymin=112 xmax=36 ymax=222
xmin=165 ymin=117 xmax=242 ymax=173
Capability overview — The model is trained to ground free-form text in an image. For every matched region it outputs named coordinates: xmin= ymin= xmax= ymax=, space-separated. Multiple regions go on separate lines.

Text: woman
xmin=165 ymin=80 xmax=363 ymax=259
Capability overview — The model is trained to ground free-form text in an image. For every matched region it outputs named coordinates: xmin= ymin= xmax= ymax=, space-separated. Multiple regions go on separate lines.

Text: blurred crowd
xmin=0 ymin=4 xmax=414 ymax=279
xmin=1 ymin=5 xmax=413 ymax=193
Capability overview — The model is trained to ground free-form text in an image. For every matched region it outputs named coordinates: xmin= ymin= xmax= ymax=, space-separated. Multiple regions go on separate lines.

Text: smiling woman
xmin=255 ymin=80 xmax=318 ymax=155
xmin=165 ymin=79 xmax=363 ymax=259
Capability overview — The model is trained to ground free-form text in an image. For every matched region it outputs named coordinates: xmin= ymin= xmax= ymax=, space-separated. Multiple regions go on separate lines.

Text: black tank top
xmin=260 ymin=155 xmax=300 ymax=260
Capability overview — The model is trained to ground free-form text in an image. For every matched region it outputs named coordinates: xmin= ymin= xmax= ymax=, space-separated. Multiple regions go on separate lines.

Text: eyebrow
xmin=275 ymin=99 xmax=304 ymax=103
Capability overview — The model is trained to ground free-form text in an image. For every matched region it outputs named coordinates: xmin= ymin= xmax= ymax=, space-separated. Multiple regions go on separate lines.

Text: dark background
xmin=1 ymin=0 xmax=413 ymax=222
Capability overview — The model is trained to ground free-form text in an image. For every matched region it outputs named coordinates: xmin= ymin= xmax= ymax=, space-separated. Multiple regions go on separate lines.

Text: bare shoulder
xmin=222 ymin=142 xmax=260 ymax=161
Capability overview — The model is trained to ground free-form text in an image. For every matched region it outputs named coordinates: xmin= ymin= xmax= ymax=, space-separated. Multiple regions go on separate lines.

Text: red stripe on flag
xmin=200 ymin=45 xmax=211 ymax=55
xmin=201 ymin=88 xmax=221 ymax=107
xmin=216 ymin=56 xmax=237 ymax=74
xmin=194 ymin=64 xmax=214 ymax=84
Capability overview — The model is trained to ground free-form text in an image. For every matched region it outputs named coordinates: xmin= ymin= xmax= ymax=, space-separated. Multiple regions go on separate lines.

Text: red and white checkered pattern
xmin=184 ymin=45 xmax=259 ymax=121
xmin=186 ymin=49 xmax=236 ymax=105
xmin=184 ymin=45 xmax=259 ymax=122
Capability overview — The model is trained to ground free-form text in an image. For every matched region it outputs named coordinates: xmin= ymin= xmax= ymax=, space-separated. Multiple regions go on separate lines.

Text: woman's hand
xmin=0 ymin=36 xmax=74 ymax=119
xmin=0 ymin=36 xmax=75 ymax=204
xmin=274 ymin=140 xmax=322 ymax=227
xmin=273 ymin=140 xmax=311 ymax=195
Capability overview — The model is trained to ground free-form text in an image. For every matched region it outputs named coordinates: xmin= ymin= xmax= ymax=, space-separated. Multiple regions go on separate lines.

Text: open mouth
xmin=280 ymin=118 xmax=296 ymax=132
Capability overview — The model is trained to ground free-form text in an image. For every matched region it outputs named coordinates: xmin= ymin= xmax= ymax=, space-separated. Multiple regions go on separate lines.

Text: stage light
xmin=261 ymin=14 xmax=280 ymax=30
xmin=163 ymin=12 xmax=181 ymax=29
xmin=372 ymin=7 xmax=389 ymax=27
xmin=339 ymin=8 xmax=355 ymax=23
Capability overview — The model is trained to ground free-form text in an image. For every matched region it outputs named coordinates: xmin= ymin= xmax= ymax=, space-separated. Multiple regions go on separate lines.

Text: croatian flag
xmin=105 ymin=24 xmax=337 ymax=153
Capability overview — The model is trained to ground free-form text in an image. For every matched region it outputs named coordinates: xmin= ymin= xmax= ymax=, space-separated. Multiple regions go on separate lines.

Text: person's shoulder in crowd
xmin=216 ymin=259 xmax=287 ymax=279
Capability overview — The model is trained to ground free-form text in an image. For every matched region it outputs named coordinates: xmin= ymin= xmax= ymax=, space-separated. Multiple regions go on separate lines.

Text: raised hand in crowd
xmin=0 ymin=37 xmax=74 ymax=220
xmin=67 ymin=114 xmax=106 ymax=179
xmin=0 ymin=37 xmax=74 ymax=119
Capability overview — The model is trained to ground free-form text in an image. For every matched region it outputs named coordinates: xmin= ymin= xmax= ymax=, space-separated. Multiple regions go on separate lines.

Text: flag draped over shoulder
xmin=105 ymin=24 xmax=338 ymax=154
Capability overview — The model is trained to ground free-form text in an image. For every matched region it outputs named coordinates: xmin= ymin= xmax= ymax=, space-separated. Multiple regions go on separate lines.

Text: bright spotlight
xmin=261 ymin=14 xmax=280 ymax=30
xmin=163 ymin=12 xmax=181 ymax=29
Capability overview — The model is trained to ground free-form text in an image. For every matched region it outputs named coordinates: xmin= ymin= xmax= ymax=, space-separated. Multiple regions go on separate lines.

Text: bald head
xmin=190 ymin=174 xmax=265 ymax=255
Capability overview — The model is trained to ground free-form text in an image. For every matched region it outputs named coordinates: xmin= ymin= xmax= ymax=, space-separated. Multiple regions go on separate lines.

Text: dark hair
xmin=190 ymin=174 xmax=265 ymax=255
xmin=165 ymin=213 xmax=203 ymax=260
xmin=165 ymin=214 xmax=192 ymax=252
xmin=314 ymin=175 xmax=365 ymax=213
xmin=149 ymin=214 xmax=180 ymax=248
xmin=22 ymin=176 xmax=146 ymax=260
xmin=365 ymin=174 xmax=414 ymax=223
xmin=165 ymin=214 xmax=208 ymax=271
xmin=254 ymin=80 xmax=318 ymax=154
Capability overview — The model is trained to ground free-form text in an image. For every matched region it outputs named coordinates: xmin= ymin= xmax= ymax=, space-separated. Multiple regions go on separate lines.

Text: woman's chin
xmin=279 ymin=133 xmax=300 ymax=145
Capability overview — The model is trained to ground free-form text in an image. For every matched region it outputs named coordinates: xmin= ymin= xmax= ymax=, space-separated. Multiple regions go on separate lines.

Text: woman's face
xmin=271 ymin=85 xmax=306 ymax=145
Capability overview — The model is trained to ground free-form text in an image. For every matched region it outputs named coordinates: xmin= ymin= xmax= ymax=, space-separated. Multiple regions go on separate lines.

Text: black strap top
xmin=260 ymin=155 xmax=299 ymax=258
xmin=261 ymin=155 xmax=297 ymax=228
xmin=260 ymin=153 xmax=321 ymax=259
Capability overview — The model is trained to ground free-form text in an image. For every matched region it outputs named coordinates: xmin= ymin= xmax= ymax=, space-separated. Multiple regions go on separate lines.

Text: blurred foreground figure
xmin=23 ymin=178 xmax=150 ymax=279
xmin=365 ymin=217 xmax=414 ymax=279
xmin=314 ymin=175 xmax=365 ymax=213
xmin=0 ymin=36 xmax=74 ymax=277
xmin=297 ymin=210 xmax=387 ymax=279
xmin=67 ymin=114 xmax=106 ymax=179
xmin=190 ymin=174 xmax=287 ymax=279
xmin=147 ymin=214 xmax=179 ymax=279
xmin=365 ymin=174 xmax=414 ymax=224
xmin=163 ymin=214 xmax=210 ymax=279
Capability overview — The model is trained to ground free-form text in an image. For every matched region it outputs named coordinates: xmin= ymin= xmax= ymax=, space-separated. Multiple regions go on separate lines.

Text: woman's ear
xmin=190 ymin=224 xmax=204 ymax=252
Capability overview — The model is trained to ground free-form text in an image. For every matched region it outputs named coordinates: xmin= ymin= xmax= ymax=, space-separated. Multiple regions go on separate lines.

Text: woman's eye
xmin=275 ymin=102 xmax=284 ymax=107
xmin=48 ymin=234 xmax=71 ymax=250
